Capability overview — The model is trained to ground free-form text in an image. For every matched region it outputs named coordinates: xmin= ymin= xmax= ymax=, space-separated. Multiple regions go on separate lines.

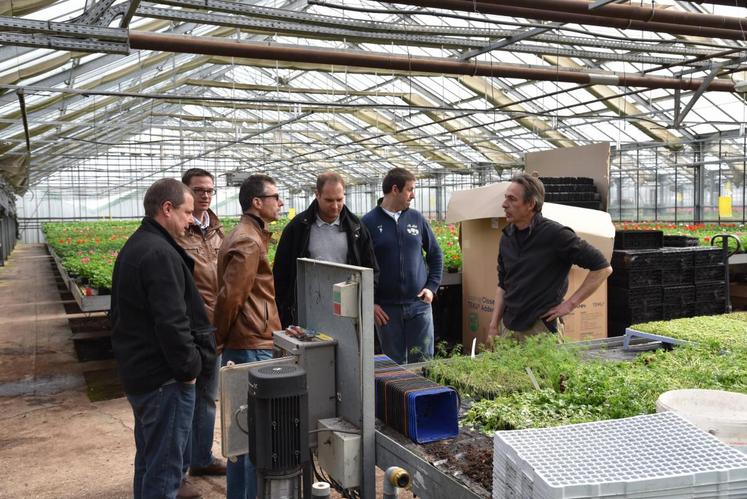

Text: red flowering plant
xmin=430 ymin=221 xmax=462 ymax=272
xmin=44 ymin=221 xmax=138 ymax=257
xmin=62 ymin=251 xmax=118 ymax=292
xmin=44 ymin=221 xmax=138 ymax=294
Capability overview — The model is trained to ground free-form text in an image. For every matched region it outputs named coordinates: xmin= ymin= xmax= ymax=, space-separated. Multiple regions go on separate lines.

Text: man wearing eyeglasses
xmin=174 ymin=168 xmax=226 ymax=498
xmin=214 ymin=174 xmax=284 ymax=499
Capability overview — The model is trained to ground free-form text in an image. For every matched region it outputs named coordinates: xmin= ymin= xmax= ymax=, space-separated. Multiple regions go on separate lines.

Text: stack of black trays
xmin=692 ymin=247 xmax=727 ymax=316
xmin=661 ymin=248 xmax=694 ymax=286
xmin=609 ymin=249 xmax=663 ymax=330
xmin=662 ymin=235 xmax=699 ymax=247
xmin=660 ymin=248 xmax=695 ymax=320
xmin=614 ymin=230 xmax=664 ymax=250
xmin=540 ymin=177 xmax=603 ymax=211
xmin=608 ymin=230 xmax=727 ymax=336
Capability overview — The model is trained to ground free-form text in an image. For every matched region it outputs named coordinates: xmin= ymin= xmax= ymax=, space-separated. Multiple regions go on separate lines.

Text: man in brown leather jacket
xmin=214 ymin=173 xmax=284 ymax=499
xmin=174 ymin=168 xmax=226 ymax=495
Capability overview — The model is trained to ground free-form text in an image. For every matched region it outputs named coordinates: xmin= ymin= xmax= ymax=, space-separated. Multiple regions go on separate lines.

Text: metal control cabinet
xmin=273 ymin=331 xmax=337 ymax=447
xmin=295 ymin=258 xmax=376 ymax=499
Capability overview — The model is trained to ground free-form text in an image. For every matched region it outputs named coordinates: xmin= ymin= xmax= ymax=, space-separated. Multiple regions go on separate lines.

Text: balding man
xmin=111 ymin=178 xmax=216 ymax=499
xmin=273 ymin=172 xmax=378 ymax=328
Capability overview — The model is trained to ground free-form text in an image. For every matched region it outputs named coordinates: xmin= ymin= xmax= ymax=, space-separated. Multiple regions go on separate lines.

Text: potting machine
xmin=220 ymin=258 xmax=483 ymax=499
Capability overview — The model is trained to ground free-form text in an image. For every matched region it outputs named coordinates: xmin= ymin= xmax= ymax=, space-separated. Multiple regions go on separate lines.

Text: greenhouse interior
xmin=4 ymin=1 xmax=747 ymax=498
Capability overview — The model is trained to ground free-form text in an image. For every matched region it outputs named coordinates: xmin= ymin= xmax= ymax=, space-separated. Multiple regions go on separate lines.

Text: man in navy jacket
xmin=362 ymin=168 xmax=443 ymax=364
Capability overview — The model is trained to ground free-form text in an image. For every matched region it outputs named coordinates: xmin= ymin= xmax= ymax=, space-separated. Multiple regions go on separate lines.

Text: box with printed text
xmin=446 ymin=182 xmax=614 ymax=348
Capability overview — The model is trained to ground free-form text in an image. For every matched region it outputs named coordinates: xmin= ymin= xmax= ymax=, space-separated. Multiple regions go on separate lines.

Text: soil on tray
xmin=68 ymin=316 xmax=111 ymax=335
xmin=424 ymin=436 xmax=493 ymax=493
xmin=63 ymin=300 xmax=82 ymax=314
xmin=74 ymin=337 xmax=113 ymax=362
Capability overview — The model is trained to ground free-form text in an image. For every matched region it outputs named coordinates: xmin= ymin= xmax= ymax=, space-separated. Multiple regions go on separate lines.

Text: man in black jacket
xmin=488 ymin=173 xmax=612 ymax=341
xmin=273 ymin=172 xmax=378 ymax=327
xmin=111 ymin=178 xmax=216 ymax=499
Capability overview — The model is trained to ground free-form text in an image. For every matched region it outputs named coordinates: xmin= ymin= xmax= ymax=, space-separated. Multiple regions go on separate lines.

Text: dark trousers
xmin=184 ymin=355 xmax=220 ymax=472
xmin=377 ymin=300 xmax=434 ymax=364
xmin=127 ymin=381 xmax=196 ymax=499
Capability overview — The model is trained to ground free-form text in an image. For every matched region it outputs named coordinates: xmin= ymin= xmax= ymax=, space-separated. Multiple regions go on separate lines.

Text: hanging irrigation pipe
xmin=127 ymin=32 xmax=741 ymax=93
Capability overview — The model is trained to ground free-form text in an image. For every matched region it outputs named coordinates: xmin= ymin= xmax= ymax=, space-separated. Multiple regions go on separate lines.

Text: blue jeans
xmin=184 ymin=354 xmax=220 ymax=472
xmin=377 ymin=300 xmax=434 ymax=364
xmin=221 ymin=348 xmax=273 ymax=499
xmin=127 ymin=381 xmax=196 ymax=499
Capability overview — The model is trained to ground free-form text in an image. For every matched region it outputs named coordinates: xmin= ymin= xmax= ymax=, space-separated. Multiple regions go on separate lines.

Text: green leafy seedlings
xmin=428 ymin=320 xmax=747 ymax=434
xmin=632 ymin=313 xmax=747 ymax=350
xmin=424 ymin=335 xmax=580 ymax=399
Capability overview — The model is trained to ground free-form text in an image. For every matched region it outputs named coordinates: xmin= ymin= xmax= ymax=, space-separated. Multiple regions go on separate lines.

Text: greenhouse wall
xmin=18 ymin=132 xmax=747 ymax=244
xmin=609 ymin=133 xmax=747 ymax=223
xmin=17 ymin=167 xmax=514 ymax=243
xmin=0 ymin=184 xmax=18 ymax=265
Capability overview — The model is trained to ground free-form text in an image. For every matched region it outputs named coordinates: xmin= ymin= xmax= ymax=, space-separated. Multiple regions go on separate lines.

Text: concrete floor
xmin=0 ymin=245 xmax=408 ymax=499
xmin=0 ymin=245 xmax=226 ymax=499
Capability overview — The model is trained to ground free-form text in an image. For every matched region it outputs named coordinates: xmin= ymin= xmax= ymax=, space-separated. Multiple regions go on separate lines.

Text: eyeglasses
xmin=192 ymin=188 xmax=216 ymax=196
xmin=257 ymin=193 xmax=280 ymax=201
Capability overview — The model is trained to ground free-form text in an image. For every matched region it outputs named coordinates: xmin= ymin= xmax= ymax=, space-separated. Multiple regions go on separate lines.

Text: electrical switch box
xmin=333 ymin=280 xmax=358 ymax=318
xmin=272 ymin=330 xmax=337 ymax=447
xmin=317 ymin=417 xmax=361 ymax=489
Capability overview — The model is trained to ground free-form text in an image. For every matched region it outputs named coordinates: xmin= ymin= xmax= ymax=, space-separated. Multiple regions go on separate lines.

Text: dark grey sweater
xmin=498 ymin=213 xmax=609 ymax=331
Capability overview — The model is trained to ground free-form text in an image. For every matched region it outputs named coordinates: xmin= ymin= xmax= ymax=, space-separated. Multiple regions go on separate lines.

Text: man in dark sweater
xmin=488 ymin=173 xmax=612 ymax=340
xmin=273 ymin=171 xmax=378 ymax=328
xmin=111 ymin=178 xmax=216 ymax=499
xmin=362 ymin=168 xmax=443 ymax=364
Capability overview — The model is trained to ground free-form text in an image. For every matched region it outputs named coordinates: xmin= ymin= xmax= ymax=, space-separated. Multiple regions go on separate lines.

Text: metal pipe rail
xmin=128 ymin=32 xmax=739 ymax=92
xmin=384 ymin=0 xmax=747 ymax=41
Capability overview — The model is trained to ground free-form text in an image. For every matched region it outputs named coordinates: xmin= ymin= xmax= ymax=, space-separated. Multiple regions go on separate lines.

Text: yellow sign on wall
xmin=288 ymin=207 xmax=297 ymax=219
xmin=719 ymin=196 xmax=733 ymax=218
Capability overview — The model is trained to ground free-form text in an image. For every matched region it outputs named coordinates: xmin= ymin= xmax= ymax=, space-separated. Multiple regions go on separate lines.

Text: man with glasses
xmin=214 ymin=174 xmax=284 ymax=499
xmin=174 ymin=168 xmax=226 ymax=498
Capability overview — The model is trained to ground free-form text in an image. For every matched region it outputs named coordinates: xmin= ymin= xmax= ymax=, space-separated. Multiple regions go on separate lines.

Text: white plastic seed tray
xmin=493 ymin=412 xmax=747 ymax=499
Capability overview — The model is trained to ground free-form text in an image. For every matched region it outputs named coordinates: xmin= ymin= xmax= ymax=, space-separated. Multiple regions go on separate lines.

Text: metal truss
xmin=0 ymin=15 xmax=129 ymax=54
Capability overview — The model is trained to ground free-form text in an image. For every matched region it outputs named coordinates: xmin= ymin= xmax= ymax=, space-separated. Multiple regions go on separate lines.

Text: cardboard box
xmin=526 ymin=142 xmax=611 ymax=211
xmin=446 ymin=182 xmax=615 ymax=347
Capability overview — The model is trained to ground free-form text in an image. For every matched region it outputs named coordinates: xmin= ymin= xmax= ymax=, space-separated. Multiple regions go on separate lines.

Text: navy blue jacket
xmin=362 ymin=206 xmax=443 ymax=305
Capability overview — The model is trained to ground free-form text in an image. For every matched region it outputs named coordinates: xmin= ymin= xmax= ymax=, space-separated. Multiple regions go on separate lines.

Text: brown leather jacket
xmin=214 ymin=214 xmax=280 ymax=350
xmin=174 ymin=209 xmax=223 ymax=324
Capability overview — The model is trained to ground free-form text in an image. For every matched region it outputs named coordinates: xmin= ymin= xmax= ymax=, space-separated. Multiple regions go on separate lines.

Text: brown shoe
xmin=176 ymin=478 xmax=202 ymax=499
xmin=189 ymin=457 xmax=227 ymax=476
